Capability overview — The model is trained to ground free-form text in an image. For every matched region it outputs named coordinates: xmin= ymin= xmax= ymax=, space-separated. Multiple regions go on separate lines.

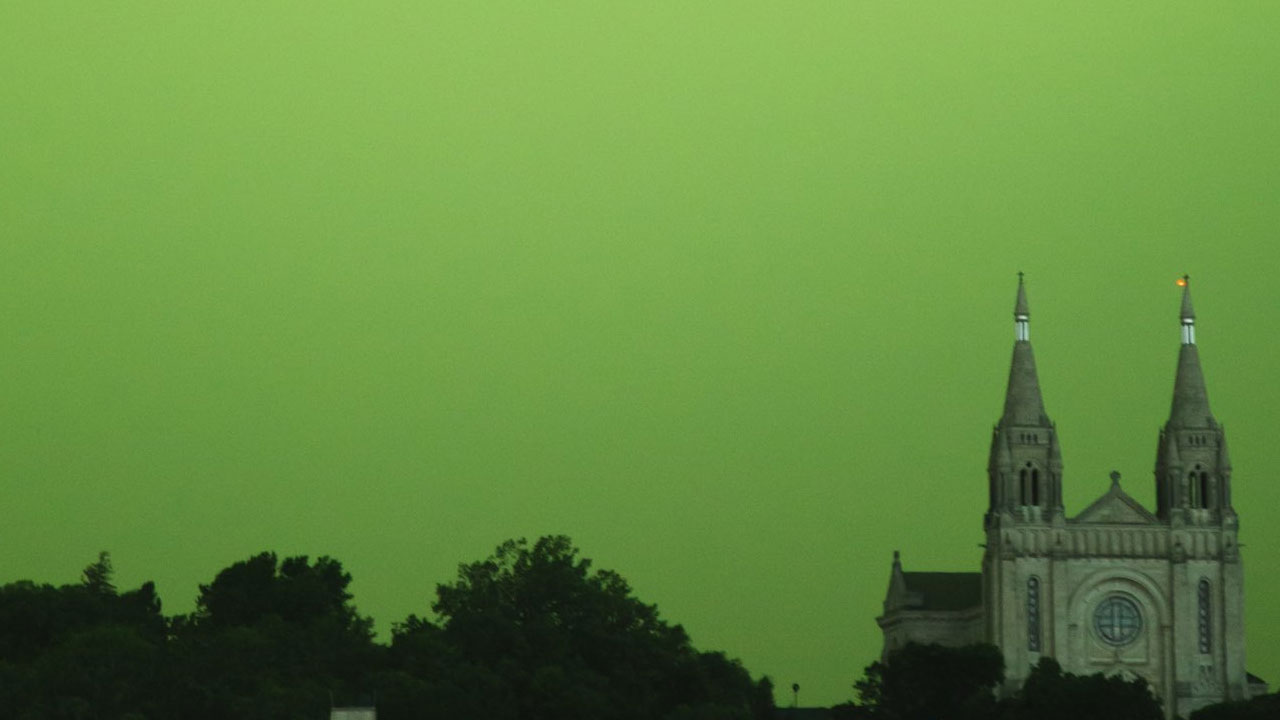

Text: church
xmin=876 ymin=277 xmax=1268 ymax=718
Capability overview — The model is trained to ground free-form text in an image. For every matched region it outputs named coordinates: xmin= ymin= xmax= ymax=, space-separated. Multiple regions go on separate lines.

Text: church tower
xmin=985 ymin=274 xmax=1064 ymax=528
xmin=1154 ymin=277 xmax=1236 ymax=527
xmin=981 ymin=275 xmax=1065 ymax=689
xmin=1152 ymin=277 xmax=1248 ymax=707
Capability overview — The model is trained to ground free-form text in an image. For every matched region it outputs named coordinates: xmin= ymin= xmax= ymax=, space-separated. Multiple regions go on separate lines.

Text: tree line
xmin=6 ymin=540 xmax=1274 ymax=720
xmin=0 ymin=537 xmax=774 ymax=720
xmin=834 ymin=642 xmax=1277 ymax=720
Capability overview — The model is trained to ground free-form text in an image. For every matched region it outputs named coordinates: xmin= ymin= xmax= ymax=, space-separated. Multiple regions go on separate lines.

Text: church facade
xmin=876 ymin=277 xmax=1267 ymax=718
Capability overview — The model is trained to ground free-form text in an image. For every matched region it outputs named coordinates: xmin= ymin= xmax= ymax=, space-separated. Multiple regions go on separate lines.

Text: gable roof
xmin=1073 ymin=478 xmax=1158 ymax=525
xmin=900 ymin=572 xmax=982 ymax=611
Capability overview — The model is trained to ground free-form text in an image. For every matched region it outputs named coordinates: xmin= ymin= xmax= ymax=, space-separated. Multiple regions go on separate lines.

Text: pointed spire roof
xmin=1169 ymin=344 xmax=1214 ymax=427
xmin=1015 ymin=272 xmax=1030 ymax=317
xmin=883 ymin=550 xmax=908 ymax=612
xmin=1168 ymin=278 xmax=1214 ymax=429
xmin=1002 ymin=336 xmax=1049 ymax=425
xmin=1001 ymin=275 xmax=1049 ymax=426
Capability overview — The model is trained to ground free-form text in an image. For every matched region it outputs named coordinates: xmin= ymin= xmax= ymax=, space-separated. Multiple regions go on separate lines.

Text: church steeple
xmin=1002 ymin=275 xmax=1048 ymax=426
xmin=1169 ymin=278 xmax=1214 ymax=428
xmin=987 ymin=275 xmax=1063 ymax=526
xmin=1155 ymin=277 xmax=1232 ymax=522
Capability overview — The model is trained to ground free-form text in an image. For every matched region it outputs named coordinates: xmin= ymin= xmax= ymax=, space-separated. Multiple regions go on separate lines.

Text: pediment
xmin=1073 ymin=484 xmax=1158 ymax=525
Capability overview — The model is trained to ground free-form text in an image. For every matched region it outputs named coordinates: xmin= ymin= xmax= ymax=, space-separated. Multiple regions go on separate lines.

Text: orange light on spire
xmin=1176 ymin=277 xmax=1188 ymax=287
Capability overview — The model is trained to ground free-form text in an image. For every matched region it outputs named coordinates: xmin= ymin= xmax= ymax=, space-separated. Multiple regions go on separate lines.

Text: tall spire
xmin=1002 ymin=274 xmax=1047 ymax=426
xmin=987 ymin=274 xmax=1061 ymax=525
xmin=1169 ymin=276 xmax=1214 ymax=429
xmin=1156 ymin=276 xmax=1230 ymax=521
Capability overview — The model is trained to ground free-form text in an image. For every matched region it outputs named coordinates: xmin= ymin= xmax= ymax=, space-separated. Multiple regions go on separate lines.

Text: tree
xmin=192 ymin=552 xmax=369 ymax=634
xmin=1004 ymin=657 xmax=1162 ymax=720
xmin=423 ymin=535 xmax=773 ymax=720
xmin=0 ymin=543 xmax=774 ymax=720
xmin=371 ymin=614 xmax=518 ymax=720
xmin=0 ymin=553 xmax=167 ymax=718
xmin=26 ymin=624 xmax=163 ymax=719
xmin=163 ymin=553 xmax=379 ymax=720
xmin=852 ymin=643 xmax=1003 ymax=720
xmin=1189 ymin=692 xmax=1280 ymax=720
xmin=81 ymin=551 xmax=115 ymax=595
xmin=0 ymin=556 xmax=164 ymax=666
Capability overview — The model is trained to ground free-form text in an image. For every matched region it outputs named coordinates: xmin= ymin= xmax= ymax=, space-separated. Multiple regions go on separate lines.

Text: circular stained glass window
xmin=1094 ymin=595 xmax=1142 ymax=646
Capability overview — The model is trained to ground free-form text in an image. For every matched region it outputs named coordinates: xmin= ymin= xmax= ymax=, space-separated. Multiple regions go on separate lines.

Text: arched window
xmin=1200 ymin=472 xmax=1210 ymax=509
xmin=1027 ymin=577 xmax=1041 ymax=652
xmin=1198 ymin=580 xmax=1211 ymax=653
xmin=1031 ymin=469 xmax=1040 ymax=505
xmin=1188 ymin=471 xmax=1200 ymax=508
xmin=1019 ymin=468 xmax=1028 ymax=505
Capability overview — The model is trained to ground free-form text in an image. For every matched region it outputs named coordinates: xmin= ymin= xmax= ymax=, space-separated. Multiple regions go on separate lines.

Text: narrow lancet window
xmin=1198 ymin=580 xmax=1212 ymax=653
xmin=1027 ymin=577 xmax=1041 ymax=652
xmin=1189 ymin=471 xmax=1200 ymax=508
xmin=1031 ymin=469 xmax=1040 ymax=505
xmin=1200 ymin=472 xmax=1210 ymax=509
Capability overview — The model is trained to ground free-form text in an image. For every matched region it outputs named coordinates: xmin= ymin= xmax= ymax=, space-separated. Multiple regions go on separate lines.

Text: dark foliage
xmin=0 ymin=538 xmax=773 ymax=720
xmin=852 ymin=642 xmax=1004 ymax=720
xmin=161 ymin=552 xmax=378 ymax=720
xmin=0 ymin=553 xmax=166 ymax=719
xmin=1005 ymin=657 xmax=1162 ymax=720
xmin=1190 ymin=692 xmax=1280 ymax=720
xmin=427 ymin=535 xmax=772 ymax=720
xmin=849 ymin=645 xmax=1164 ymax=720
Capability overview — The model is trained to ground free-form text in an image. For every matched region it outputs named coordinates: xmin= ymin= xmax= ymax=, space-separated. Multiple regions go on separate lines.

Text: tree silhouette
xmin=1190 ymin=691 xmax=1280 ymax=720
xmin=0 ymin=541 xmax=772 ymax=720
xmin=163 ymin=552 xmax=377 ymax=720
xmin=1007 ymin=657 xmax=1162 ymax=720
xmin=81 ymin=551 xmax=116 ymax=595
xmin=853 ymin=642 xmax=1003 ymax=720
xmin=428 ymin=535 xmax=772 ymax=720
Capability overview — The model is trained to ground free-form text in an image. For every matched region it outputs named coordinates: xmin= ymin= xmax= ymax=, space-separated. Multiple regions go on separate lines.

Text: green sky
xmin=3 ymin=1 xmax=1279 ymax=707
